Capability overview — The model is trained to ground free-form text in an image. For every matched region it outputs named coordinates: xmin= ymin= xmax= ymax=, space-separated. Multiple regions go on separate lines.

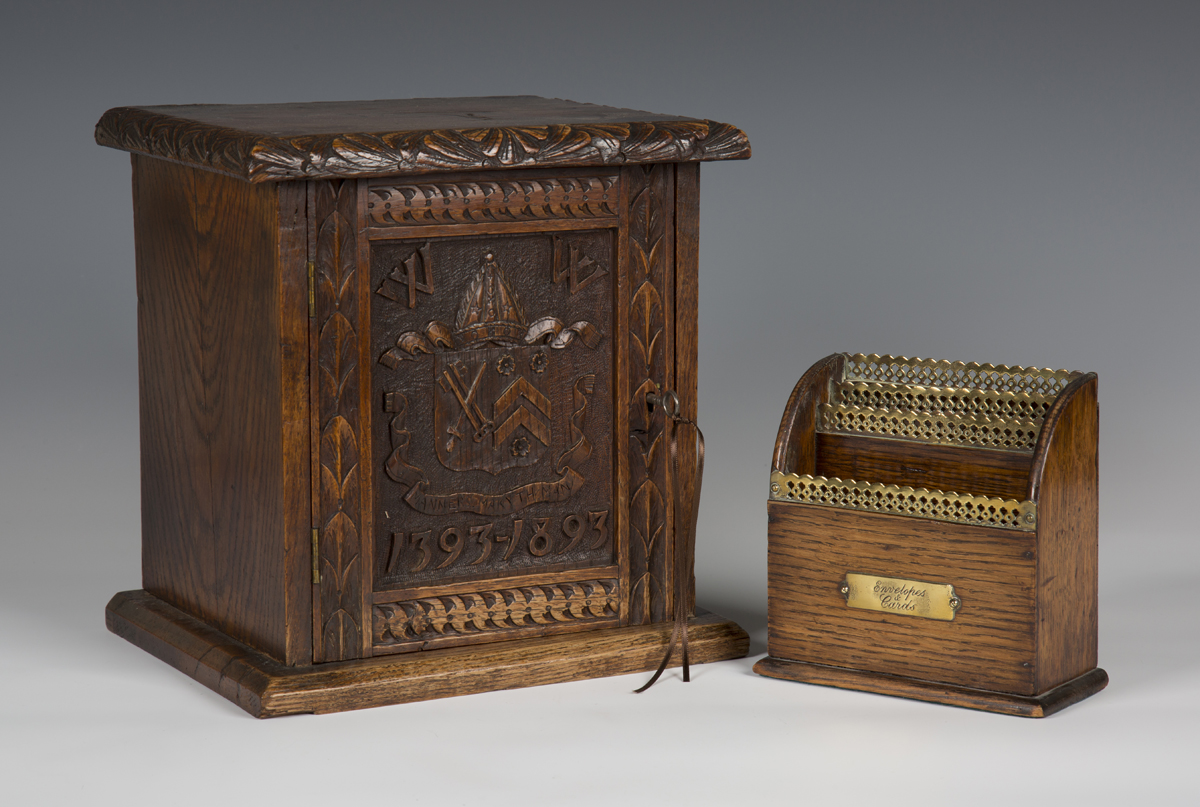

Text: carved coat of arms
xmin=379 ymin=249 xmax=600 ymax=517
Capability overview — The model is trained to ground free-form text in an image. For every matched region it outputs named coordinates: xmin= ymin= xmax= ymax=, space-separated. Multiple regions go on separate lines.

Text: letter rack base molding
xmin=756 ymin=354 xmax=1107 ymax=717
xmin=95 ymin=97 xmax=751 ymax=716
xmin=109 ymin=590 xmax=748 ymax=717
xmin=753 ymin=659 xmax=1108 ymax=719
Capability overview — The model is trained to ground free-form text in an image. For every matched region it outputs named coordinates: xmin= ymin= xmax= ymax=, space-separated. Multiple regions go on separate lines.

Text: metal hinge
xmin=311 ymin=528 xmax=320 ymax=584
xmin=307 ymin=261 xmax=316 ymax=318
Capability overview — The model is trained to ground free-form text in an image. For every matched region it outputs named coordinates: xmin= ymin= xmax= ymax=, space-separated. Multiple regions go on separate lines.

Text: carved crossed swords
xmin=439 ymin=360 xmax=494 ymax=447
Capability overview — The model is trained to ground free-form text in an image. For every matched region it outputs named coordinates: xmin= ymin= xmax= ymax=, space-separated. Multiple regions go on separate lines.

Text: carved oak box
xmin=754 ymin=354 xmax=1107 ymax=717
xmin=95 ymin=97 xmax=750 ymax=716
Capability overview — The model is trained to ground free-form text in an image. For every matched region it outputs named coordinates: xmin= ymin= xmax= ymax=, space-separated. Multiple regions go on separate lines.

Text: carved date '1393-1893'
xmin=387 ymin=510 xmax=610 ymax=574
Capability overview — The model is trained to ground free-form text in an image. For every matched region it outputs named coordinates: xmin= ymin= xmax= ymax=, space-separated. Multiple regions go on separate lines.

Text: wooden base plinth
xmin=106 ymin=590 xmax=750 ymax=718
xmin=753 ymin=656 xmax=1108 ymax=718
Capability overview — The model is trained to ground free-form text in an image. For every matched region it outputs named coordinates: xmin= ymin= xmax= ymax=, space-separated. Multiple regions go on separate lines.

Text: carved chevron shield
xmin=434 ymin=345 xmax=552 ymax=473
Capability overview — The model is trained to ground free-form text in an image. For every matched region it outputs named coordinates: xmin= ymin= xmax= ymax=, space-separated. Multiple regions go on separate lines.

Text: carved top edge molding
xmin=841 ymin=353 xmax=1082 ymax=398
xmin=769 ymin=471 xmax=1037 ymax=532
xmin=95 ymin=107 xmax=751 ymax=183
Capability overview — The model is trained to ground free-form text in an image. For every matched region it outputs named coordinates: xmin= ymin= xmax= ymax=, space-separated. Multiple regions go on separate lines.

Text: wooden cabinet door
xmin=311 ymin=167 xmax=688 ymax=662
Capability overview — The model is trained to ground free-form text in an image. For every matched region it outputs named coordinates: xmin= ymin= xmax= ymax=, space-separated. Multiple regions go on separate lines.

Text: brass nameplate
xmin=840 ymin=573 xmax=961 ymax=621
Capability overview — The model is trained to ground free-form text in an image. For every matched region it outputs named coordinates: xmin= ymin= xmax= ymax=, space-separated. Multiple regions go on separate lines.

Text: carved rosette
xmin=314 ymin=181 xmax=365 ymax=662
xmin=95 ymin=107 xmax=750 ymax=182
xmin=373 ymin=579 xmax=619 ymax=648
xmin=626 ymin=165 xmax=671 ymax=625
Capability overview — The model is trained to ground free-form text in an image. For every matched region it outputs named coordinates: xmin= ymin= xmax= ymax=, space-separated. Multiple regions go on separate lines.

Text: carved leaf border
xmin=626 ymin=165 xmax=670 ymax=625
xmin=367 ymin=176 xmax=620 ymax=227
xmin=374 ymin=579 xmax=620 ymax=647
xmin=315 ymin=182 xmax=364 ymax=661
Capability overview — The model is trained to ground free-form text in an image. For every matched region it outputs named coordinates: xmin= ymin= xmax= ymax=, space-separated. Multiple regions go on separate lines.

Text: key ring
xmin=646 ymin=389 xmax=681 ymax=419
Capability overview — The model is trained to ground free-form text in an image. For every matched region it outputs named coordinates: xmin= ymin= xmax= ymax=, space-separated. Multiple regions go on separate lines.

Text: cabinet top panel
xmin=95 ymin=96 xmax=750 ymax=183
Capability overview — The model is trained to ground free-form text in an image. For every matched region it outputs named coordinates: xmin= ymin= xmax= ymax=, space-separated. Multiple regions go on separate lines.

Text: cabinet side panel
xmin=674 ymin=164 xmax=698 ymax=613
xmin=1035 ymin=377 xmax=1099 ymax=692
xmin=135 ymin=156 xmax=214 ymax=625
xmin=134 ymin=156 xmax=288 ymax=660
xmin=766 ymin=502 xmax=1037 ymax=694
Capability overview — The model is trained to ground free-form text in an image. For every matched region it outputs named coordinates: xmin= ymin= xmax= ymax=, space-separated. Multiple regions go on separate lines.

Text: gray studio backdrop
xmin=3 ymin=2 xmax=1197 ymax=804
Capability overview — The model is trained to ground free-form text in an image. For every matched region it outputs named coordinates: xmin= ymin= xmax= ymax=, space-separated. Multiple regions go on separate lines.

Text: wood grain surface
xmin=107 ymin=590 xmax=749 ymax=718
xmin=134 ymin=156 xmax=292 ymax=661
xmin=771 ymin=354 xmax=840 ymax=476
xmin=277 ymin=181 xmax=312 ymax=666
xmin=766 ymin=502 xmax=1038 ymax=694
xmin=1030 ymin=374 xmax=1099 ymax=691
xmin=674 ymin=163 xmax=700 ymax=614
xmin=815 ymin=433 xmax=1031 ymax=500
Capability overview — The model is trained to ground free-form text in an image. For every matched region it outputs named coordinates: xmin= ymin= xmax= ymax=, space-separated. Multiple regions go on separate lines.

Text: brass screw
xmin=839 ymin=582 xmax=850 ymax=597
xmin=949 ymin=596 xmax=961 ymax=610
xmin=771 ymin=482 xmax=780 ymax=494
xmin=1024 ymin=513 xmax=1035 ymax=523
